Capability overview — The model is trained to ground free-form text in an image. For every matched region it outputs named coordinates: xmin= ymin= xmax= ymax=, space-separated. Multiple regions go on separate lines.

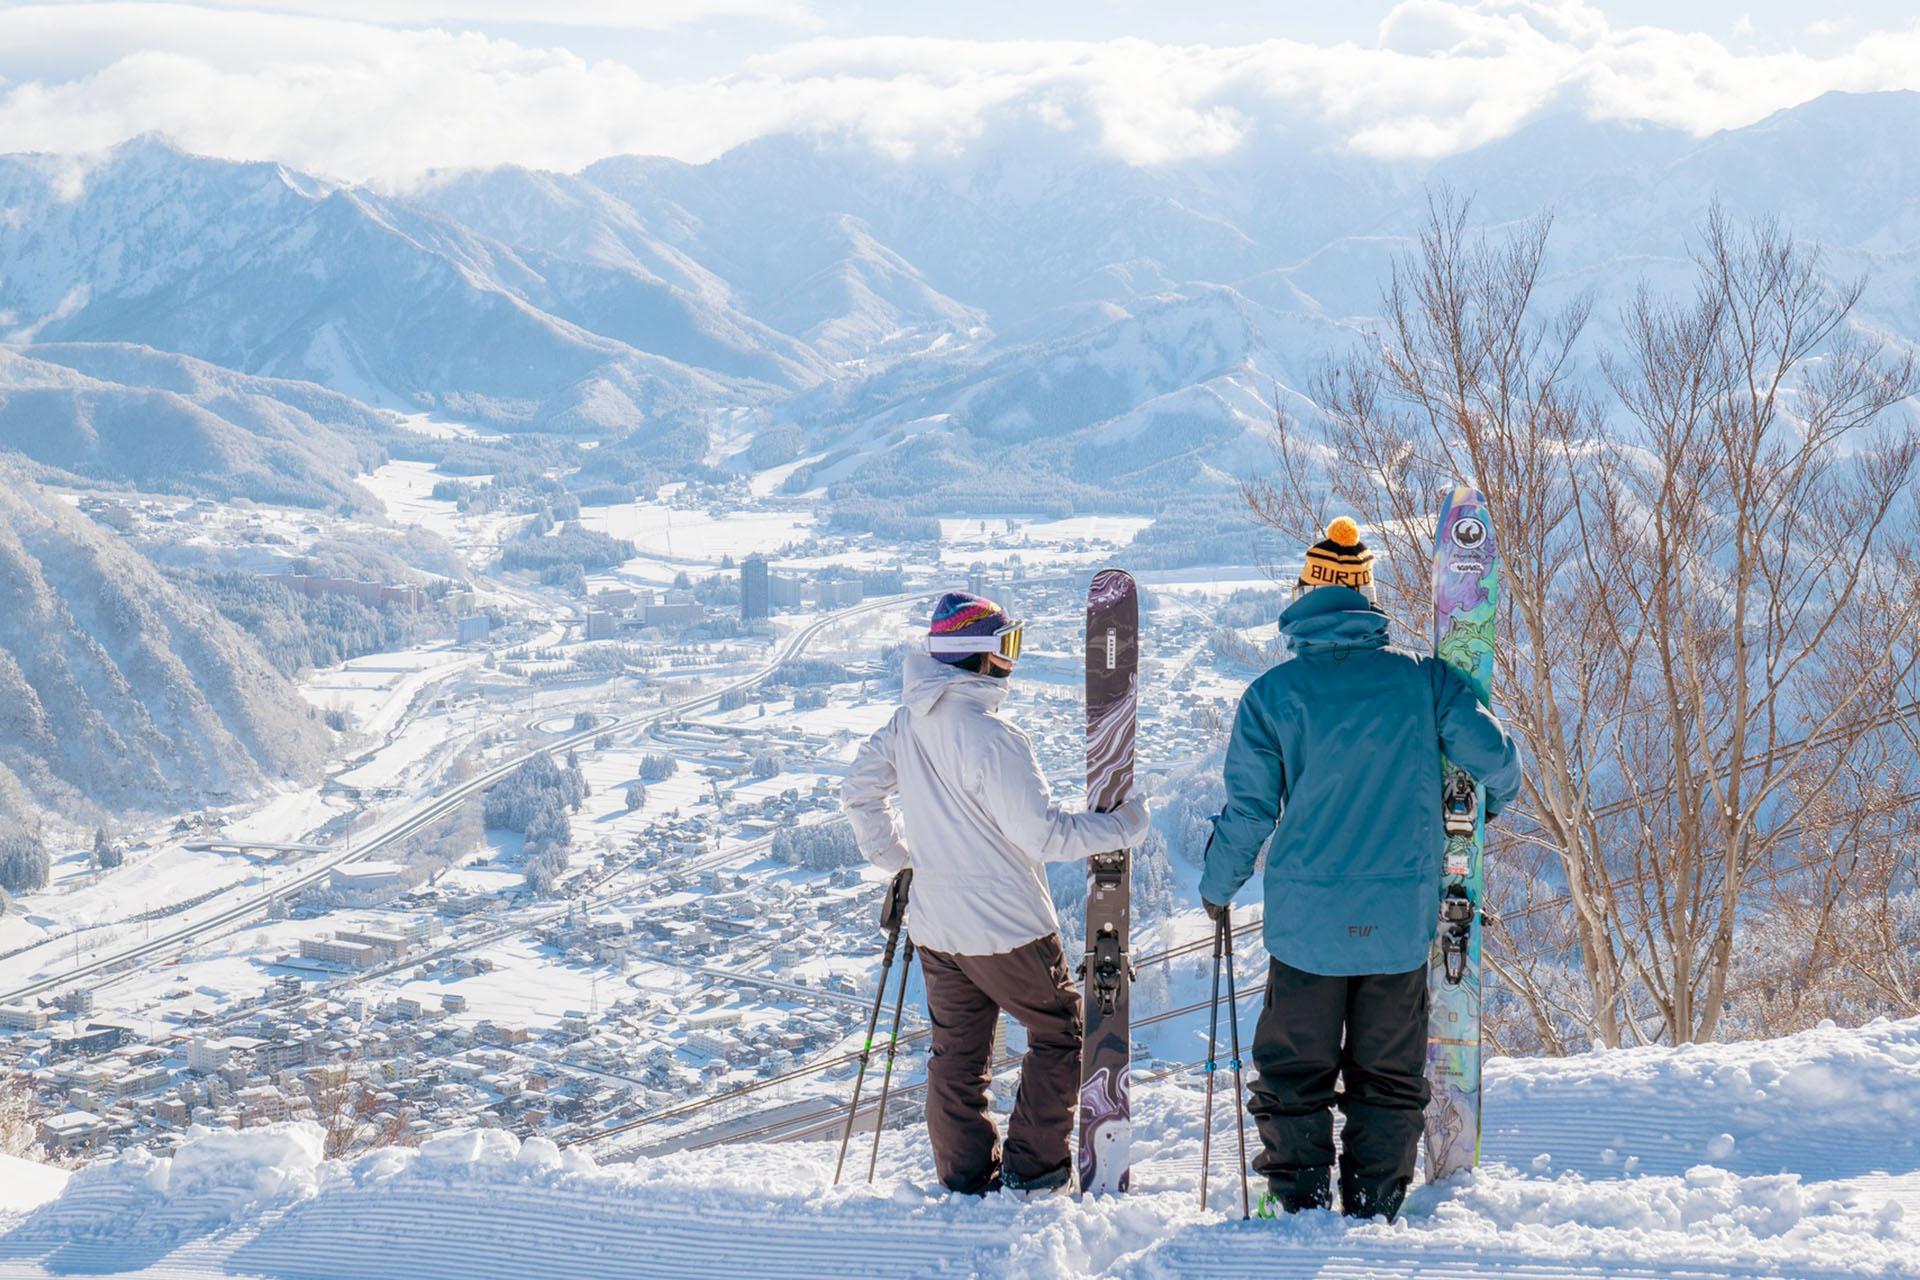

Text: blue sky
xmin=1 ymin=1 xmax=1917 ymax=185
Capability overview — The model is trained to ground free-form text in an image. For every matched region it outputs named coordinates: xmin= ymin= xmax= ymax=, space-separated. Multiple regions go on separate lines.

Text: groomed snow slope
xmin=2 ymin=1018 xmax=1917 ymax=1279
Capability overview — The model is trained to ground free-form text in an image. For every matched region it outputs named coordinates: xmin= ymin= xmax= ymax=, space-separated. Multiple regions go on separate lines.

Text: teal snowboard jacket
xmin=1198 ymin=587 xmax=1523 ymax=976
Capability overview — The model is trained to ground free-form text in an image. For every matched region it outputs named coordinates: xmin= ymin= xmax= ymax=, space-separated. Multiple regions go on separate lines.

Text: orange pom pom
xmin=1326 ymin=516 xmax=1361 ymax=547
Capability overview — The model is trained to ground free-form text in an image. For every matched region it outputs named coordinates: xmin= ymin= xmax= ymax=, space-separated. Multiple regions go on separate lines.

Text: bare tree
xmin=0 ymin=1078 xmax=45 ymax=1160
xmin=310 ymin=1068 xmax=415 ymax=1159
xmin=1247 ymin=193 xmax=1920 ymax=1049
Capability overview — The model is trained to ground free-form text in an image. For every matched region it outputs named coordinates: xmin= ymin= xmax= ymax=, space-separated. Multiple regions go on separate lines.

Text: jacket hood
xmin=1279 ymin=586 xmax=1391 ymax=653
xmin=901 ymin=649 xmax=1010 ymax=715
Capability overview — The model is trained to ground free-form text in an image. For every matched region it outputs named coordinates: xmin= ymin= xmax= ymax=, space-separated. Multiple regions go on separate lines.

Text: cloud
xmin=1 ymin=1 xmax=1919 ymax=188
xmin=34 ymin=0 xmax=818 ymax=30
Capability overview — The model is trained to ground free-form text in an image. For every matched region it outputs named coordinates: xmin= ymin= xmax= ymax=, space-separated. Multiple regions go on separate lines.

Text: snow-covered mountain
xmin=0 ymin=139 xmax=818 ymax=433
xmin=0 ymin=464 xmax=327 ymax=828
xmin=6 ymin=92 xmax=1920 ymax=505
xmin=0 ymin=344 xmax=391 ymax=511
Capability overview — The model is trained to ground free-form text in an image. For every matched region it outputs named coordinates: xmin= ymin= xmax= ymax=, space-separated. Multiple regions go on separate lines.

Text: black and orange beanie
xmin=1299 ymin=517 xmax=1377 ymax=601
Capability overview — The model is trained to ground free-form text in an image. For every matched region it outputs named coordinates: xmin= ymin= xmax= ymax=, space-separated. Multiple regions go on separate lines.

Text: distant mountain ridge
xmin=1 ymin=92 xmax=1917 ymax=830
xmin=3 ymin=91 xmax=1920 ymax=501
xmin=0 ymin=344 xmax=391 ymax=511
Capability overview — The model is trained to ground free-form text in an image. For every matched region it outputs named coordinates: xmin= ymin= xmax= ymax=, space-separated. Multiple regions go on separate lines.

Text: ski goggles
xmin=925 ymin=620 xmax=1025 ymax=662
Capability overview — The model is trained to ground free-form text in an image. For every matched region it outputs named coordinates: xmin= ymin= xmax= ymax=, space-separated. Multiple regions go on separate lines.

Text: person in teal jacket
xmin=1200 ymin=516 xmax=1521 ymax=1222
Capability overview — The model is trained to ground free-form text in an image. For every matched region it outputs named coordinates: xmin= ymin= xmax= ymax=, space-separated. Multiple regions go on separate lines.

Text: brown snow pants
xmin=918 ymin=933 xmax=1084 ymax=1194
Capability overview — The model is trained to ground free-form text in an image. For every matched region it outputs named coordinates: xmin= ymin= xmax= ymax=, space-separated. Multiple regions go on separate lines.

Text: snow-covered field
xmin=357 ymin=461 xmax=511 ymax=550
xmin=578 ymin=500 xmax=815 ymax=571
xmin=299 ymin=643 xmax=479 ymax=745
xmin=3 ymin=1017 xmax=1916 ymax=1279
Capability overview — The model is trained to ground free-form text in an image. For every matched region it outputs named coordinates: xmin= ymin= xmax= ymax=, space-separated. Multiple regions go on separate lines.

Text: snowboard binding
xmin=1438 ymin=885 xmax=1475 ymax=985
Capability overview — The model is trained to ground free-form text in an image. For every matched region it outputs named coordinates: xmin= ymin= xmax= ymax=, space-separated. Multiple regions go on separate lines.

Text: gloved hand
xmin=1112 ymin=798 xmax=1151 ymax=844
xmin=1202 ymin=898 xmax=1230 ymax=925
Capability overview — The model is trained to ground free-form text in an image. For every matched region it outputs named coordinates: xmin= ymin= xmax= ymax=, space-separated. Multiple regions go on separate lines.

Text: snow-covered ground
xmin=0 ymin=1156 xmax=67 ymax=1216
xmin=299 ymin=642 xmax=479 ymax=745
xmin=3 ymin=1017 xmax=1916 ymax=1279
xmin=357 ymin=460 xmax=515 ymax=555
xmin=578 ymin=500 xmax=815 ymax=572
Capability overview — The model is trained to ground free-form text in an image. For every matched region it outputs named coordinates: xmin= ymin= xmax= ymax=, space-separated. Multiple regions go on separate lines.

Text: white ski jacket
xmin=841 ymin=651 xmax=1149 ymax=956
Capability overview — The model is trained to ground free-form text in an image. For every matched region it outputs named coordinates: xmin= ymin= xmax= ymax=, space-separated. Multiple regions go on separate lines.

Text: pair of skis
xmin=1074 ymin=488 xmax=1498 ymax=1196
xmin=1423 ymin=486 xmax=1499 ymax=1182
xmin=1076 ymin=569 xmax=1139 ymax=1195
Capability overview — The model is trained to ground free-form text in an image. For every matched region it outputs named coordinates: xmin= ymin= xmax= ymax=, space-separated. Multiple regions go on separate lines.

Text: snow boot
xmin=1002 ymin=1160 xmax=1072 ymax=1199
xmin=945 ymin=1161 xmax=1003 ymax=1198
xmin=1260 ymin=1167 xmax=1332 ymax=1215
xmin=1339 ymin=1175 xmax=1409 ymax=1223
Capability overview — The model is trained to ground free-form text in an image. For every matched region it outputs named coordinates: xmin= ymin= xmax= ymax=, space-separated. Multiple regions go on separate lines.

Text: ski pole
xmin=866 ymin=935 xmax=915 ymax=1183
xmin=1199 ymin=910 xmax=1226 ymax=1211
xmin=834 ymin=869 xmax=911 ymax=1186
xmin=1222 ymin=905 xmax=1251 ymax=1219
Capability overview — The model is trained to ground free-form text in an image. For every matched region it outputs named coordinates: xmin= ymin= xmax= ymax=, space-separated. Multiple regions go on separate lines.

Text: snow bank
xmin=2 ymin=1019 xmax=1917 ymax=1278
xmin=0 ymin=1155 xmax=67 ymax=1215
xmin=1480 ymin=1016 xmax=1920 ymax=1184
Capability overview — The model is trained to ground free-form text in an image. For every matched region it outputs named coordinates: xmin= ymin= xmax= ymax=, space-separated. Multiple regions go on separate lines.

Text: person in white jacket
xmin=841 ymin=590 xmax=1149 ymax=1195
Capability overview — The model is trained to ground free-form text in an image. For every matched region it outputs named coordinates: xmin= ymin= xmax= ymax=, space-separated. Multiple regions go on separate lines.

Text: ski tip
xmin=1088 ymin=567 xmax=1138 ymax=607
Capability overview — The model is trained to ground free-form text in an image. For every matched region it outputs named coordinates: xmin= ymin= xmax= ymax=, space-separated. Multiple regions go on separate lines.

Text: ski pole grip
xmin=880 ymin=868 xmax=913 ymax=931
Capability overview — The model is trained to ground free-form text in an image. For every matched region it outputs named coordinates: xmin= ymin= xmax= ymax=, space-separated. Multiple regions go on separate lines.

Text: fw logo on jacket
xmin=1347 ymin=924 xmax=1375 ymax=938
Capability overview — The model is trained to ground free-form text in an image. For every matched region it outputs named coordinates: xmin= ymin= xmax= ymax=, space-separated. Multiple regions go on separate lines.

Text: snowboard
xmin=1077 ymin=568 xmax=1139 ymax=1194
xmin=1424 ymin=486 xmax=1499 ymax=1182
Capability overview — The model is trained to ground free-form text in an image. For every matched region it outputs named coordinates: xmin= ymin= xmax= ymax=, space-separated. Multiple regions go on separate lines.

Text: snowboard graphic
xmin=1424 ymin=486 xmax=1499 ymax=1182
xmin=1077 ymin=568 xmax=1138 ymax=1194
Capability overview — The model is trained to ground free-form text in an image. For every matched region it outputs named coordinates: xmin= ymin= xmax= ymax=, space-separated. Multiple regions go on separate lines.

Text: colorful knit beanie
xmin=927 ymin=591 xmax=1015 ymax=666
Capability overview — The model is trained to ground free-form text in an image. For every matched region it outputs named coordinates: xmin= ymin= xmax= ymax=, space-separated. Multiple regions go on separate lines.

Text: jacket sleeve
xmin=1430 ymin=661 xmax=1524 ymax=819
xmin=841 ymin=712 xmax=911 ymax=872
xmin=1199 ymin=680 xmax=1284 ymax=905
xmin=986 ymin=724 xmax=1137 ymax=863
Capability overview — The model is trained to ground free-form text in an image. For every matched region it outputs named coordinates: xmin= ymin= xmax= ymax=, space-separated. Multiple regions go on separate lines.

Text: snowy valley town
xmin=2 ymin=3 xmax=1920 ymax=1278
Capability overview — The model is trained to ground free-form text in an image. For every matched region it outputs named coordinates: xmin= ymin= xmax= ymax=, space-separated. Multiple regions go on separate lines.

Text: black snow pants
xmin=1248 ymin=957 xmax=1430 ymax=1200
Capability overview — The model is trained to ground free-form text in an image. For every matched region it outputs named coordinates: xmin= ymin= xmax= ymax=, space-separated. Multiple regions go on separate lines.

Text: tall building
xmin=967 ymin=563 xmax=989 ymax=599
xmin=741 ymin=555 xmax=769 ymax=621
xmin=816 ymin=577 xmax=863 ymax=607
xmin=769 ymin=573 xmax=804 ymax=609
